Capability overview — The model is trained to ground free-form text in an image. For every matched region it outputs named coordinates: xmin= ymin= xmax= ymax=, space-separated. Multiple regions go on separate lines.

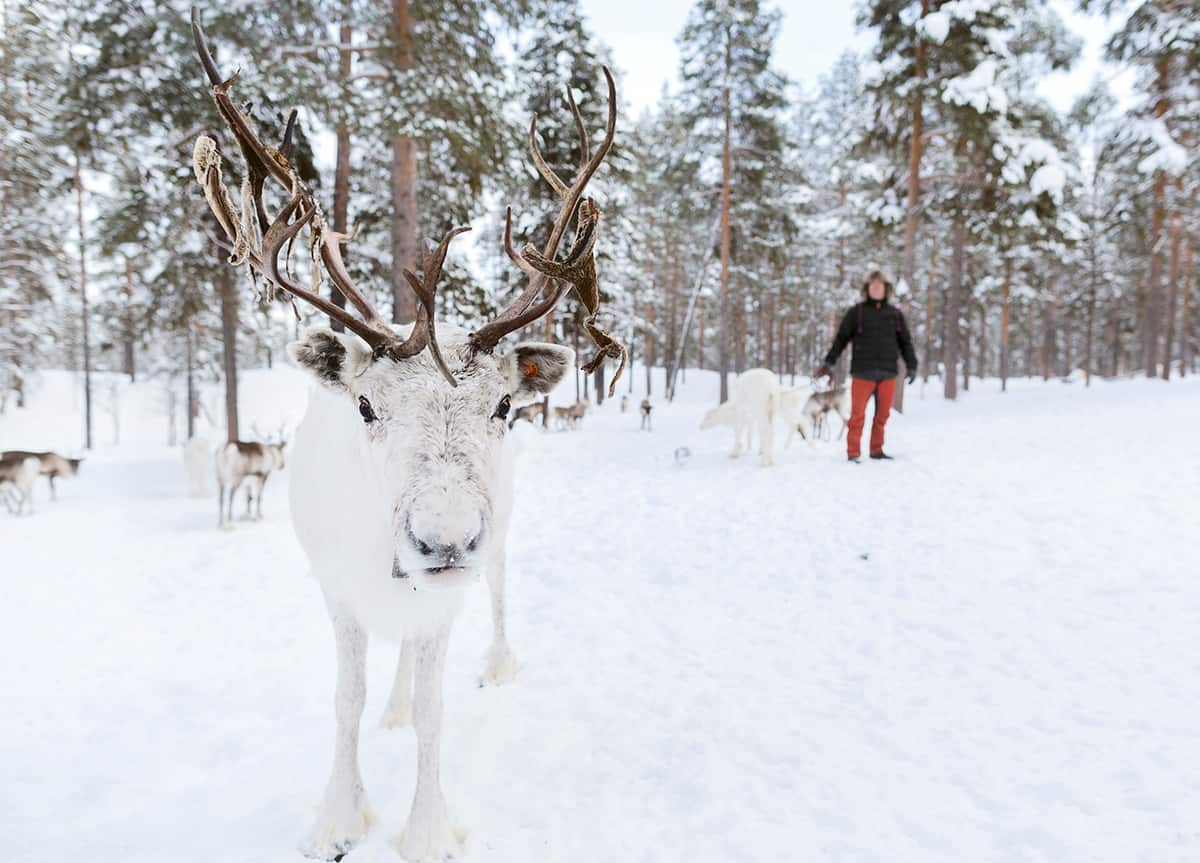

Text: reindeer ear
xmin=287 ymin=328 xmax=371 ymax=391
xmin=503 ymin=342 xmax=575 ymax=401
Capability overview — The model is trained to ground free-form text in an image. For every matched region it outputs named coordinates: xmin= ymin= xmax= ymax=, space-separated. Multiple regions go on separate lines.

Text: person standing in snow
xmin=816 ymin=270 xmax=918 ymax=463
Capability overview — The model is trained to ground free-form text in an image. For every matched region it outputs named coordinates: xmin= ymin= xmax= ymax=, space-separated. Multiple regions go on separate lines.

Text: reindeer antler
xmin=470 ymin=69 xmax=626 ymax=395
xmin=189 ymin=7 xmax=463 ymax=387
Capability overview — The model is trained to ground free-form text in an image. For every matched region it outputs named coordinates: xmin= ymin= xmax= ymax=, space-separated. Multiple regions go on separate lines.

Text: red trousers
xmin=847 ymin=377 xmax=896 ymax=459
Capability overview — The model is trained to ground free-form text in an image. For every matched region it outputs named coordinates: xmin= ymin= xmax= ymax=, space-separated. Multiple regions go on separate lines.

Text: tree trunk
xmin=1084 ymin=233 xmax=1097 ymax=387
xmin=218 ymin=251 xmax=239 ymax=443
xmin=593 ymin=364 xmax=604 ymax=406
xmin=977 ymin=302 xmax=987 ymax=382
xmin=330 ymin=7 xmax=353 ymax=331
xmin=924 ymin=240 xmax=937 ymax=383
xmin=390 ymin=0 xmax=419 ymax=324
xmin=185 ymin=319 xmax=196 ymax=440
xmin=718 ymin=23 xmax=733 ymax=403
xmin=1162 ymin=182 xmax=1183 ymax=380
xmin=123 ymin=254 xmax=136 ymax=381
xmin=901 ymin=0 xmax=930 ymax=291
xmin=944 ymin=213 xmax=963 ymax=400
xmin=1181 ymin=232 xmax=1193 ymax=378
xmin=74 ymin=152 xmax=93 ymax=450
xmin=645 ymin=299 xmax=655 ymax=397
xmin=1144 ymin=54 xmax=1170 ymax=377
xmin=1000 ymin=256 xmax=1012 ymax=391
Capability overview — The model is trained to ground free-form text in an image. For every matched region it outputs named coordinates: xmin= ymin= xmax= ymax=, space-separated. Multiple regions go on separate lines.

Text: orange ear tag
xmin=523 ymin=361 xmax=540 ymax=379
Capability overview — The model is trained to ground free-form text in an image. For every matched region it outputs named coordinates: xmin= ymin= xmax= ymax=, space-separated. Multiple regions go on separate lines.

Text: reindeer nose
xmin=405 ymin=515 xmax=483 ymax=570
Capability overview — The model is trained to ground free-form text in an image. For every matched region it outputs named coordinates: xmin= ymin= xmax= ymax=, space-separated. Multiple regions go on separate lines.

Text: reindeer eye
xmin=493 ymin=395 xmax=511 ymax=421
xmin=358 ymin=395 xmax=378 ymax=424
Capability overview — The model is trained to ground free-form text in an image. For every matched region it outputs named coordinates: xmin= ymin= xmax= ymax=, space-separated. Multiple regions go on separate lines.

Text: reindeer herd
xmin=700 ymin=368 xmax=850 ymax=467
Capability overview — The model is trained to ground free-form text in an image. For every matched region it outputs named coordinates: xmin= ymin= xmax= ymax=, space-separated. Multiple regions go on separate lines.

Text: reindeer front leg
xmin=380 ymin=636 xmax=416 ymax=728
xmin=481 ymin=545 xmax=519 ymax=686
xmin=302 ymin=599 xmax=373 ymax=860
xmin=395 ymin=625 xmax=464 ymax=862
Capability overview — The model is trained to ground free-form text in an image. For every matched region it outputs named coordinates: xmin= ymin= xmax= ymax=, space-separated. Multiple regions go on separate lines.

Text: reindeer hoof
xmin=379 ymin=701 xmax=412 ymax=729
xmin=479 ymin=646 xmax=520 ymax=687
xmin=394 ymin=816 xmax=465 ymax=862
xmin=302 ymin=792 xmax=372 ymax=859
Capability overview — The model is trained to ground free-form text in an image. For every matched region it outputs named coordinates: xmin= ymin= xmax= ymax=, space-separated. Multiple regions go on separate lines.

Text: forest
xmin=2 ymin=0 xmax=1197 ymax=441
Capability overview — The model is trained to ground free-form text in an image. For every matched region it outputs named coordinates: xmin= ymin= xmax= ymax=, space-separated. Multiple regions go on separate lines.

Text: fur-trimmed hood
xmin=860 ymin=270 xmax=894 ymax=301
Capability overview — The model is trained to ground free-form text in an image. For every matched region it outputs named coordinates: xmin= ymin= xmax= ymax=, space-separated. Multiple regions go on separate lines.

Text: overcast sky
xmin=576 ymin=0 xmax=1134 ymax=118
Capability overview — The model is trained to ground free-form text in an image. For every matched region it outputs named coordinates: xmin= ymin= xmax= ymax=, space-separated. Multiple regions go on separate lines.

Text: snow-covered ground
xmin=2 ymin=366 xmax=1198 ymax=863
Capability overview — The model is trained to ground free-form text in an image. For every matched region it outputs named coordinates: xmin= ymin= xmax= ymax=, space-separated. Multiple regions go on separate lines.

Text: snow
xmin=1133 ymin=118 xmax=1189 ymax=176
xmin=1030 ymin=162 xmax=1066 ymax=203
xmin=943 ymin=60 xmax=1009 ymax=115
xmin=917 ymin=12 xmax=950 ymax=45
xmin=4 ymin=367 xmax=1200 ymax=862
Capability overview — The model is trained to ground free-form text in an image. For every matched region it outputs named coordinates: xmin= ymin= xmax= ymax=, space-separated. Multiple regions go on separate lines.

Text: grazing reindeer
xmin=640 ymin=398 xmax=653 ymax=430
xmin=779 ymin=386 xmax=850 ymax=449
xmin=507 ymin=401 xmax=544 ymax=430
xmin=620 ymin=394 xmax=629 ymax=413
xmin=215 ymin=439 xmax=287 ymax=526
xmin=0 ymin=455 xmax=41 ymax=515
xmin=1 ymin=450 xmax=83 ymax=500
xmin=551 ymin=399 xmax=588 ymax=430
xmin=699 ymin=368 xmax=778 ymax=464
xmin=189 ymin=13 xmax=624 ymax=860
xmin=551 ymin=404 xmax=573 ymax=430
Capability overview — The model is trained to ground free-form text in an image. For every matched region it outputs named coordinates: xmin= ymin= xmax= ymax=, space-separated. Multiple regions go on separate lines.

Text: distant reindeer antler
xmin=189 ymin=8 xmax=464 ymax=387
xmin=470 ymin=70 xmax=626 ymax=394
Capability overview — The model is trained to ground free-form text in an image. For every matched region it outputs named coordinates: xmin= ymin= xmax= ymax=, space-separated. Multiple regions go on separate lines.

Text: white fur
xmin=0 ymin=456 xmax=40 ymax=515
xmin=287 ymin=323 xmax=571 ymax=861
xmin=184 ymin=436 xmax=211 ymax=497
xmin=699 ymin=368 xmax=778 ymax=465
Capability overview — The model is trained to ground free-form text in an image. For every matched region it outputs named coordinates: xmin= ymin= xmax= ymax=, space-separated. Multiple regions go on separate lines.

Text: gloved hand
xmin=906 ymin=366 xmax=918 ymax=384
xmin=814 ymin=364 xmax=833 ymax=380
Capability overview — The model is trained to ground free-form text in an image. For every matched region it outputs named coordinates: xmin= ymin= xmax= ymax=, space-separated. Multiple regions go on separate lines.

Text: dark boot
xmin=869 ymin=452 xmax=893 ymax=460
xmin=847 ymin=456 xmax=861 ymax=464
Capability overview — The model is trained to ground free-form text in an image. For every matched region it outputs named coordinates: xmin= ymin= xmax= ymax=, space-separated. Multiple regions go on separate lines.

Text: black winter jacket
xmin=824 ymin=300 xmax=918 ymax=381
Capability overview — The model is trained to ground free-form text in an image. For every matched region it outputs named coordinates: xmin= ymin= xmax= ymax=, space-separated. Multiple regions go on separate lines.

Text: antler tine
xmin=471 ymin=67 xmax=619 ymax=359
xmin=279 ymin=108 xmax=297 ymax=159
xmin=190 ymin=6 xmax=223 ymax=87
xmin=387 ymin=226 xmax=470 ymax=388
xmin=544 ymin=66 xmax=616 ymax=257
xmin=502 ymin=207 xmax=541 ymax=280
xmin=316 ymin=223 xmax=389 ymax=325
xmin=190 ymin=7 xmax=443 ymax=369
xmin=528 ymin=114 xmax=569 ymax=198
xmin=566 ymin=86 xmax=589 ymax=170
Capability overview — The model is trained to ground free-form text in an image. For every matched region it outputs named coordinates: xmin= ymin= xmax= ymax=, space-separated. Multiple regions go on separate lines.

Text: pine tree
xmin=677 ymin=0 xmax=790 ymax=402
xmin=0 ymin=0 xmax=68 ymax=411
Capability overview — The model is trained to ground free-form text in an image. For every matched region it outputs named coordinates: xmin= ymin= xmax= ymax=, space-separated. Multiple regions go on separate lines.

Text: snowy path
xmin=3 ymin=371 xmax=1198 ymax=862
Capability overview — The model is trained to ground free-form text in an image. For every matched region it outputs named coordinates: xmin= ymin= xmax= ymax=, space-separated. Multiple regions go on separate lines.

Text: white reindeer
xmin=699 ymin=367 xmax=778 ymax=465
xmin=190 ymin=14 xmax=624 ymax=860
xmin=183 ymin=435 xmax=212 ymax=497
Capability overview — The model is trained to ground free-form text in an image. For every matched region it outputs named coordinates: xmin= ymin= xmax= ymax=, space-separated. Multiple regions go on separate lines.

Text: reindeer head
xmin=190 ymin=10 xmax=622 ymax=584
xmin=290 ymin=326 xmax=571 ymax=579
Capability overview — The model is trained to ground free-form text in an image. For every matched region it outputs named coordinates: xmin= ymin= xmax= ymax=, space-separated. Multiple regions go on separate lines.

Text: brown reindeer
xmin=215 ymin=439 xmax=286 ymax=527
xmin=507 ymin=401 xmax=545 ymax=430
xmin=640 ymin=398 xmax=653 ymax=431
xmin=1 ymin=450 xmax=83 ymax=500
